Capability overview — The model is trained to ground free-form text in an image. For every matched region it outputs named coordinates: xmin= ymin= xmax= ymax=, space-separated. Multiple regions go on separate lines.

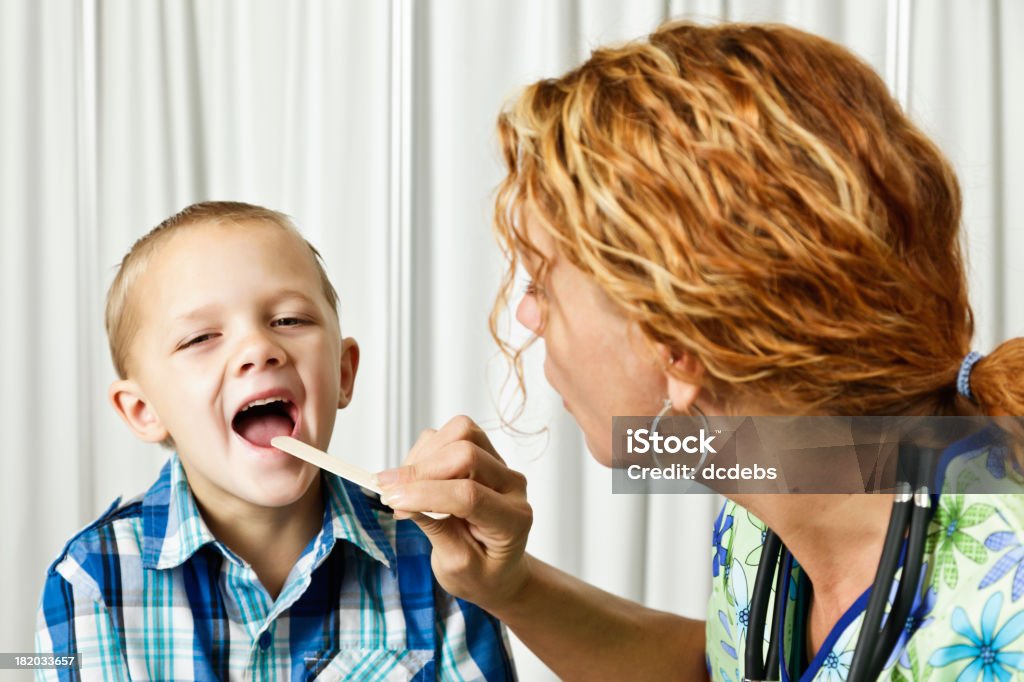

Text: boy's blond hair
xmin=105 ymin=201 xmax=340 ymax=379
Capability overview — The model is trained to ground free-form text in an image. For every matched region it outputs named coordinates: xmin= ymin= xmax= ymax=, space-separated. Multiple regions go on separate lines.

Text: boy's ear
xmin=337 ymin=338 xmax=360 ymax=409
xmin=109 ymin=379 xmax=170 ymax=443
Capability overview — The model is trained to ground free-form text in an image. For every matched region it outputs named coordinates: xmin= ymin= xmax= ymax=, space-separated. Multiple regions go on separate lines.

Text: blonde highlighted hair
xmin=491 ymin=21 xmax=1024 ymax=417
xmin=105 ymin=201 xmax=339 ymax=379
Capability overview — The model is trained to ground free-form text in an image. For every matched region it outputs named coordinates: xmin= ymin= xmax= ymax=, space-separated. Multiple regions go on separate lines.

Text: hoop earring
xmin=650 ymin=398 xmax=673 ymax=434
xmin=690 ymin=402 xmax=713 ymax=472
xmin=649 ymin=398 xmax=713 ymax=470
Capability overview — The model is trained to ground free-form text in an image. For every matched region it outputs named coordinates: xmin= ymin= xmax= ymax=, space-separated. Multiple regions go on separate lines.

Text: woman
xmin=376 ymin=21 xmax=1024 ymax=681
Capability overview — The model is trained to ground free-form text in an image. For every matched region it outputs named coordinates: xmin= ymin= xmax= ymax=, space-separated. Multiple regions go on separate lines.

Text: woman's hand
xmin=375 ymin=415 xmax=534 ymax=613
xmin=377 ymin=415 xmax=708 ymax=680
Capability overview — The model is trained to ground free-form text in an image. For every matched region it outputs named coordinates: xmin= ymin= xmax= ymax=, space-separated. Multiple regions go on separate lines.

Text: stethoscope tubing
xmin=746 ymin=530 xmax=783 ymax=679
xmin=845 ymin=486 xmax=912 ymax=680
xmin=871 ymin=489 xmax=932 ymax=673
xmin=744 ymin=472 xmax=936 ymax=682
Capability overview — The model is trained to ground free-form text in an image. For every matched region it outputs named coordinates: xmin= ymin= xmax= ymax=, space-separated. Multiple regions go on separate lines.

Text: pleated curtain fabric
xmin=2 ymin=2 xmax=1021 ymax=679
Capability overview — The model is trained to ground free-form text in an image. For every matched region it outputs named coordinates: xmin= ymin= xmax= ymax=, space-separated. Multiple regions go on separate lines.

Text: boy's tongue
xmin=236 ymin=413 xmax=293 ymax=448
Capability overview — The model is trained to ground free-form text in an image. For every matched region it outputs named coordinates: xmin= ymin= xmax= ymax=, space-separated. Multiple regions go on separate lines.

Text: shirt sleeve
xmin=35 ymin=568 xmax=131 ymax=682
xmin=433 ymin=587 xmax=518 ymax=681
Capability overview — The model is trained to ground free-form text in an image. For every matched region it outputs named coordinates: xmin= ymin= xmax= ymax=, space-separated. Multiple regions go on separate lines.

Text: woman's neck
xmin=735 ymin=493 xmax=895 ymax=655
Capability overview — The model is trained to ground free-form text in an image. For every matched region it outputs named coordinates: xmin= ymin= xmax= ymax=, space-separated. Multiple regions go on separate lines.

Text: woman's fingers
xmin=377 ymin=440 xmax=525 ymax=494
xmin=380 ymin=477 xmax=529 ymax=527
xmin=405 ymin=415 xmax=507 ymax=467
xmin=385 ymin=478 xmax=534 ymax=609
xmin=376 ymin=414 xmax=535 ymax=611
xmin=406 ymin=426 xmax=437 ymax=462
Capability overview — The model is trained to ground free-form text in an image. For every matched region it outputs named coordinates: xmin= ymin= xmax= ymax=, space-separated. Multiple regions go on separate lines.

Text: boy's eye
xmin=272 ymin=316 xmax=309 ymax=327
xmin=178 ymin=333 xmax=216 ymax=350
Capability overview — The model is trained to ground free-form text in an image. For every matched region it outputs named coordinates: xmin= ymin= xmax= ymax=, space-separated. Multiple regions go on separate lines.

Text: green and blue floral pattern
xmin=706 ymin=441 xmax=1024 ymax=681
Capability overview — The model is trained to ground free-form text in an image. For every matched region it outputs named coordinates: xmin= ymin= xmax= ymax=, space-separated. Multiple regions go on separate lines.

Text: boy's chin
xmin=180 ymin=445 xmax=321 ymax=510
xmin=237 ymin=467 xmax=321 ymax=509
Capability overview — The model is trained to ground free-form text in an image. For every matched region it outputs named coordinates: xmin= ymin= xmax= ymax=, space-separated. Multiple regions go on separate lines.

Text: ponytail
xmin=970 ymin=338 xmax=1024 ymax=416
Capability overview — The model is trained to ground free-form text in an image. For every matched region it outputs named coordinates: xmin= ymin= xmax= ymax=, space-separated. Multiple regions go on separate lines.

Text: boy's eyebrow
xmin=172 ymin=303 xmax=222 ymax=322
xmin=171 ymin=291 xmax=320 ymax=323
xmin=269 ymin=289 xmax=320 ymax=305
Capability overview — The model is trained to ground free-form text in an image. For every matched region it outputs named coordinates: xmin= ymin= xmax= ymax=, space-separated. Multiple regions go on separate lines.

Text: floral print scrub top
xmin=706 ymin=428 xmax=1024 ymax=681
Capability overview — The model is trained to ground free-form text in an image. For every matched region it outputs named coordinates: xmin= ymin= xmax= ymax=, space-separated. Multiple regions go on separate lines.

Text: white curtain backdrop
xmin=2 ymin=2 xmax=1021 ymax=680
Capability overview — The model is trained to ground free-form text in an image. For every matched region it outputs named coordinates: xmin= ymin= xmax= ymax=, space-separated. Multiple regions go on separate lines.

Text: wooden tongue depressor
xmin=270 ymin=436 xmax=450 ymax=520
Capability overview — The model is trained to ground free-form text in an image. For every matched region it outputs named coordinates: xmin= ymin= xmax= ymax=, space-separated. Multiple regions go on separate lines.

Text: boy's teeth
xmin=242 ymin=397 xmax=287 ymax=411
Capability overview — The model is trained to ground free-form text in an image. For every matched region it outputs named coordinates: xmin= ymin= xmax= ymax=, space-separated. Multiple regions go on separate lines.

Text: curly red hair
xmin=491 ymin=21 xmax=1024 ymax=417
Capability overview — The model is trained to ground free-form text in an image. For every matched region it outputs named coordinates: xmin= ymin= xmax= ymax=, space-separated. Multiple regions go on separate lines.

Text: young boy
xmin=36 ymin=202 xmax=517 ymax=681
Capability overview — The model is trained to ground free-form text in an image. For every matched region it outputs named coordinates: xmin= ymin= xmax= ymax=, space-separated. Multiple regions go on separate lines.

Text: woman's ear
xmin=337 ymin=338 xmax=360 ymax=409
xmin=109 ymin=379 xmax=169 ymax=443
xmin=664 ymin=351 xmax=703 ymax=413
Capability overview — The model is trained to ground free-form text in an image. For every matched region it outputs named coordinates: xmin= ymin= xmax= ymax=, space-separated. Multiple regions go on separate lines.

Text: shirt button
xmin=258 ymin=631 xmax=272 ymax=650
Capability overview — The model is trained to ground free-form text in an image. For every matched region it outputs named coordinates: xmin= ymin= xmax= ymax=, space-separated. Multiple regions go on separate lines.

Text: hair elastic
xmin=956 ymin=351 xmax=985 ymax=401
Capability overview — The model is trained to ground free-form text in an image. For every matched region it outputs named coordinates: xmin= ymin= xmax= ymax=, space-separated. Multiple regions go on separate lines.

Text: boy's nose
xmin=234 ymin=331 xmax=287 ymax=374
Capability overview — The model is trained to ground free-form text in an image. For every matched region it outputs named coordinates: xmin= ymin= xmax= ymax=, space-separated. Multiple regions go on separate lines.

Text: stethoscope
xmin=742 ymin=443 xmax=938 ymax=682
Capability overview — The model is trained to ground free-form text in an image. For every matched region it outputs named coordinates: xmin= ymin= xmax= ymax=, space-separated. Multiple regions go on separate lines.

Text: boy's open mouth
xmin=231 ymin=397 xmax=298 ymax=448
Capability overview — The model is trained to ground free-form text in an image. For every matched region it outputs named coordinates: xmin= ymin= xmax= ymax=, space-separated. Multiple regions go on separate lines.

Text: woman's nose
xmin=515 ymin=294 xmax=543 ymax=335
xmin=234 ymin=330 xmax=287 ymax=375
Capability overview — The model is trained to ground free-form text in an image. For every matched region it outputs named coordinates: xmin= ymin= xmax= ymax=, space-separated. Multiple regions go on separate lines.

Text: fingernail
xmin=375 ymin=468 xmax=400 ymax=487
xmin=379 ymin=488 xmax=403 ymax=506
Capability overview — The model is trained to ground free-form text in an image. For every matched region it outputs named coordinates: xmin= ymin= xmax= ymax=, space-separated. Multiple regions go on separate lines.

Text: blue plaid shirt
xmin=36 ymin=454 xmax=516 ymax=681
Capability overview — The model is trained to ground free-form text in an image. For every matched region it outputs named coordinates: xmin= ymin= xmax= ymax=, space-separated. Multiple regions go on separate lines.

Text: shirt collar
xmin=141 ymin=453 xmax=394 ymax=570
xmin=322 ymin=472 xmax=395 ymax=568
xmin=141 ymin=453 xmax=220 ymax=570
